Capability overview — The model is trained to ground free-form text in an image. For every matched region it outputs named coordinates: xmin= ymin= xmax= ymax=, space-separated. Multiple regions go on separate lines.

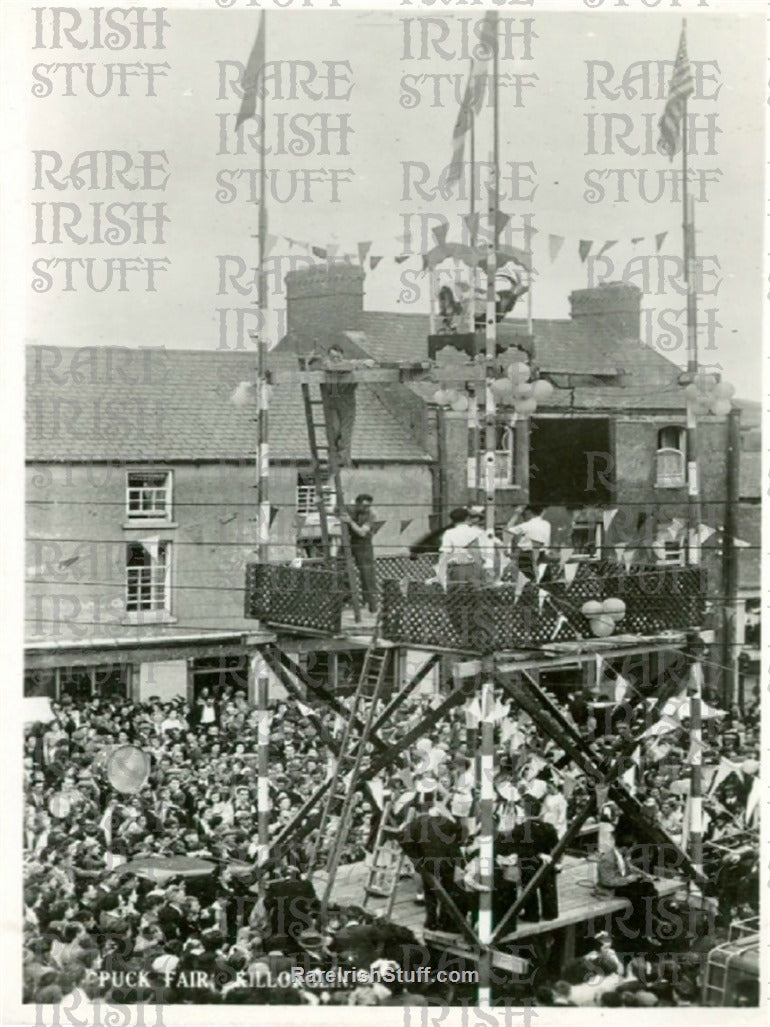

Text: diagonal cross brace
xmin=496 ymin=670 xmax=700 ymax=882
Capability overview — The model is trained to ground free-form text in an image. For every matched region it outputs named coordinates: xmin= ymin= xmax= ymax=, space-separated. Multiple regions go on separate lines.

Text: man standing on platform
xmin=397 ymin=797 xmax=467 ymax=933
xmin=343 ymin=493 xmax=378 ymax=614
xmin=505 ymin=505 xmax=551 ymax=580
xmin=499 ymin=793 xmax=559 ymax=922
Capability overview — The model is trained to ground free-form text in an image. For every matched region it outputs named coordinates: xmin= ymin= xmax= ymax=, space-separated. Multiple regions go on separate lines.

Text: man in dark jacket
xmin=398 ymin=805 xmax=467 ymax=933
xmin=499 ymin=795 xmax=559 ymax=922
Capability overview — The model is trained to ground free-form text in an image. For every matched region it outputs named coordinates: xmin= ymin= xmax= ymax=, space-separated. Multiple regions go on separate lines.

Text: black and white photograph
xmin=1 ymin=0 xmax=767 ymax=1022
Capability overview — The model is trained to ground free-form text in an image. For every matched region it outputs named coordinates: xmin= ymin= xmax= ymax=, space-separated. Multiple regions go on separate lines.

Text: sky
xmin=17 ymin=0 xmax=767 ymax=399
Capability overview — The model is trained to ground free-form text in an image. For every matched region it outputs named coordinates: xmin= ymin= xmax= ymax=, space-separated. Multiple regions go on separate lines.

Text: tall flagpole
xmin=478 ymin=12 xmax=499 ymax=1006
xmin=468 ymin=60 xmax=481 ymax=497
xmin=254 ymin=11 xmax=270 ymax=865
xmin=681 ymin=20 xmax=700 ymax=569
xmin=255 ymin=10 xmax=270 ymax=564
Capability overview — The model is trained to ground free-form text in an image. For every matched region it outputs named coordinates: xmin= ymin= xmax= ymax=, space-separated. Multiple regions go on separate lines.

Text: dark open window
xmin=529 ymin=418 xmax=613 ymax=506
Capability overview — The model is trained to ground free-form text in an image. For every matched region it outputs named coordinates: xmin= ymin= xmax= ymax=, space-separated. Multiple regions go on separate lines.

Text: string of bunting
xmin=276 ymin=222 xmax=673 ymax=272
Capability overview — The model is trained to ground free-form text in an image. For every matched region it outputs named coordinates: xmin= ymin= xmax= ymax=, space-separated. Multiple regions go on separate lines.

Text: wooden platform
xmin=316 ymin=854 xmax=683 ymax=966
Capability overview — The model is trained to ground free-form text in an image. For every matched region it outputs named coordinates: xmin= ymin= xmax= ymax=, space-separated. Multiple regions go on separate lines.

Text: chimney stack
xmin=569 ymin=282 xmax=642 ymax=342
xmin=285 ymin=264 xmax=365 ymax=346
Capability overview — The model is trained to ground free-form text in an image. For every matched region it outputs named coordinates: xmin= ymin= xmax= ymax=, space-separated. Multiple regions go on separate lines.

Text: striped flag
xmin=236 ymin=12 xmax=266 ymax=129
xmin=658 ymin=24 xmax=694 ymax=160
xmin=447 ymin=12 xmax=497 ymax=187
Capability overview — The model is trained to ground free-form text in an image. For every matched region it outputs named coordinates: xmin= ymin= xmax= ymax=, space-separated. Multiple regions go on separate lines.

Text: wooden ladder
xmin=310 ymin=635 xmax=392 ymax=911
xmin=362 ymin=796 xmax=406 ymax=918
xmin=299 ymin=358 xmax=361 ymax=623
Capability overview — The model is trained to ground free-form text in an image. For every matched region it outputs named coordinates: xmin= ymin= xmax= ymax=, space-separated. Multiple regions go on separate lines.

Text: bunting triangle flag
xmin=464 ymin=212 xmax=481 ymax=240
xmin=480 ymin=684 xmax=497 ymax=723
xmin=464 ymin=697 xmax=482 ymax=729
xmin=708 ymin=756 xmax=744 ymax=795
xmin=312 ymin=245 xmax=327 ymax=259
xmin=537 ymin=588 xmax=546 ymax=612
xmin=622 ymin=548 xmax=636 ymax=570
xmin=370 ymin=256 xmax=383 ymax=270
xmin=326 ymin=243 xmax=339 ymax=260
xmin=269 ymin=504 xmax=280 ymax=527
xmin=614 ymin=545 xmax=626 ymax=563
xmin=563 ymin=561 xmax=578 ymax=586
xmin=368 ymin=777 xmax=385 ymax=811
xmin=548 ymin=234 xmax=565 ymax=263
xmin=579 ymin=240 xmax=592 ymax=262
xmin=603 ymin=508 xmax=618 ymax=532
xmin=357 ymin=241 xmax=372 ymax=265
xmin=264 ymin=233 xmax=278 ymax=257
xmin=370 ymin=520 xmax=386 ymax=536
xmin=394 ymin=255 xmax=410 ymax=264
xmin=400 ymin=519 xmax=413 ymax=533
xmin=536 ymin=562 xmax=548 ymax=583
xmin=631 ymin=236 xmax=644 ymax=245
xmin=655 ymin=231 xmax=668 ymax=252
xmin=432 ymin=223 xmax=450 ymax=247
xmin=559 ymin=546 xmax=574 ymax=568
xmin=514 ymin=571 xmax=528 ymax=601
xmin=696 ymin=523 xmax=717 ymax=544
xmin=745 ymin=776 xmax=760 ymax=825
xmin=611 ymin=674 xmax=631 ymax=703
xmin=494 ymin=210 xmax=510 ymax=238
xmin=597 ymin=240 xmax=617 ymax=258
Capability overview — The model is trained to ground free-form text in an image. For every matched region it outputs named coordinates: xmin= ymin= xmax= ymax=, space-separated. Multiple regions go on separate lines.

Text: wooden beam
xmin=371 ymin=653 xmax=441 ymax=734
xmin=268 ymin=364 xmax=431 ymax=386
xmin=359 ymin=676 xmax=474 ymax=785
xmin=274 ymin=649 xmax=390 ymax=757
xmin=490 ymin=795 xmax=598 ymax=943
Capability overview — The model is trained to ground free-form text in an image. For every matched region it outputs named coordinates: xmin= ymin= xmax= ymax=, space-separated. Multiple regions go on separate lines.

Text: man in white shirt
xmin=436 ymin=508 xmax=483 ymax=587
xmin=440 ymin=507 xmax=479 ymax=554
xmin=541 ymin=778 xmax=568 ymax=837
xmin=505 ymin=505 xmax=552 ymax=552
xmin=505 ymin=505 xmax=551 ymax=579
xmin=467 ymin=505 xmax=510 ymax=583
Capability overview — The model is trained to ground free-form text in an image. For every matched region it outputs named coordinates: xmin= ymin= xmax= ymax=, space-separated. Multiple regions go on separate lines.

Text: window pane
xmin=126 ymin=472 xmax=170 ymax=518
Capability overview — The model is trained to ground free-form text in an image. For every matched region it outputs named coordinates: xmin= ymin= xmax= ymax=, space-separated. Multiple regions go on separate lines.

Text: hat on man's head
xmin=468 ymin=505 xmax=484 ymax=519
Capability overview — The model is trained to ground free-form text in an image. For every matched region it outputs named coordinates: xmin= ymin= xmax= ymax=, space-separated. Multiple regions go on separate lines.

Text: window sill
xmin=122 ymin=520 xmax=178 ymax=530
xmin=121 ymin=612 xmax=178 ymax=626
xmin=654 ymin=483 xmax=686 ymax=491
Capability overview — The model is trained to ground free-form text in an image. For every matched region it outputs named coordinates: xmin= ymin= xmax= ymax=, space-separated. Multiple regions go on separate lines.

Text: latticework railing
xmin=244 ymin=563 xmax=345 ymax=633
xmin=380 ymin=563 xmax=706 ymax=653
xmin=244 ymin=559 xmax=705 ymax=647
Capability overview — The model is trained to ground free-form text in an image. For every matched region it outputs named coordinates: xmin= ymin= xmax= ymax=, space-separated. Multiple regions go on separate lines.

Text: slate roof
xmin=26 ymin=346 xmax=431 ymax=463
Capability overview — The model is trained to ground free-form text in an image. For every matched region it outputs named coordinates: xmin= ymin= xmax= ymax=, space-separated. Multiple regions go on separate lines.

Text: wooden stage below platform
xmin=317 ymin=854 xmax=683 ymax=967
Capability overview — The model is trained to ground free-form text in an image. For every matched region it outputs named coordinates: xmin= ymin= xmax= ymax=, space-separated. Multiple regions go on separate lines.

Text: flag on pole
xmin=447 ymin=14 xmax=496 ymax=187
xmin=236 ymin=13 xmax=266 ymax=129
xmin=447 ymin=70 xmax=487 ymax=187
xmin=658 ymin=24 xmax=694 ymax=160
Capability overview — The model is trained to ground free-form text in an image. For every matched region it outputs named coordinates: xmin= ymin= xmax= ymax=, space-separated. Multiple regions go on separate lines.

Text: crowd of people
xmin=22 ymin=653 xmax=759 ymax=1007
